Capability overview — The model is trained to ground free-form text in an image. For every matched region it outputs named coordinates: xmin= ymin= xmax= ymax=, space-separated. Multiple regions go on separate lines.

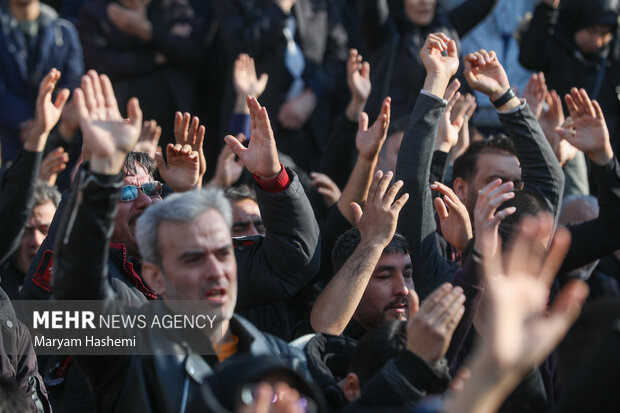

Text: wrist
xmin=23 ymin=132 xmax=48 ymax=152
xmin=589 ymin=146 xmax=614 ymax=166
xmin=423 ymin=74 xmax=450 ymax=100
xmin=255 ymin=164 xmax=282 ymax=180
xmin=138 ymin=20 xmax=153 ymax=42
xmin=346 ymin=98 xmax=366 ymax=122
xmin=90 ymin=152 xmax=126 ymax=175
xmin=434 ymin=141 xmax=453 ymax=153
xmin=233 ymin=95 xmax=250 ymax=114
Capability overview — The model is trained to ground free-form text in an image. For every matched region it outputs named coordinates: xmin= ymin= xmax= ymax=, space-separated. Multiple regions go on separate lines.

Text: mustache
xmin=384 ymin=296 xmax=408 ymax=312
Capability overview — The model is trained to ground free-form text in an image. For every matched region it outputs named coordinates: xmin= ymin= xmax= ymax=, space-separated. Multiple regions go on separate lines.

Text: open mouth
xmin=204 ymin=288 xmax=227 ymax=303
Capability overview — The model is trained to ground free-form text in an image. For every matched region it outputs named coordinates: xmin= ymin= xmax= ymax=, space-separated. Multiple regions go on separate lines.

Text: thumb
xmin=224 ymin=134 xmax=247 ymax=159
xmin=447 ymin=39 xmax=458 ymax=59
xmin=350 ymin=202 xmax=363 ymax=225
xmin=358 ymin=112 xmax=369 ymax=133
xmin=555 ymin=127 xmax=576 ymax=145
xmin=126 ymin=97 xmax=143 ymax=129
xmin=407 ymin=290 xmax=420 ymax=321
xmin=257 ymin=73 xmax=269 ymax=92
xmin=154 ymin=151 xmax=166 ymax=171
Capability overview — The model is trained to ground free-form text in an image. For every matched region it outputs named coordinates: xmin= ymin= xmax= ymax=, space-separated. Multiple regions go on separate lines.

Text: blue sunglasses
xmin=120 ymin=181 xmax=163 ymax=202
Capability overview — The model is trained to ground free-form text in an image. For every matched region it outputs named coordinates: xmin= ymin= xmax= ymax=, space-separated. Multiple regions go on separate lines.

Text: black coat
xmin=519 ymin=1 xmax=620 ymax=155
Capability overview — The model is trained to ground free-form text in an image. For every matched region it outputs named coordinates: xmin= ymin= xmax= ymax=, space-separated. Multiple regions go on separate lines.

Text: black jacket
xmin=51 ymin=168 xmax=311 ymax=412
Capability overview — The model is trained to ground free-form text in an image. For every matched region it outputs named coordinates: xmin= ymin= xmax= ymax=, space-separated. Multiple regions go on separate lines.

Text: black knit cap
xmin=560 ymin=0 xmax=620 ymax=32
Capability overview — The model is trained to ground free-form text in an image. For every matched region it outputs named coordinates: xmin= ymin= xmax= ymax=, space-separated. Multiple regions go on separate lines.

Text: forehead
xmin=158 ymin=209 xmax=232 ymax=254
xmin=232 ymin=198 xmax=260 ymax=216
xmin=123 ymin=163 xmax=151 ymax=186
xmin=30 ymin=201 xmax=56 ymax=223
xmin=474 ymin=152 xmax=521 ymax=181
xmin=375 ymin=251 xmax=411 ymax=270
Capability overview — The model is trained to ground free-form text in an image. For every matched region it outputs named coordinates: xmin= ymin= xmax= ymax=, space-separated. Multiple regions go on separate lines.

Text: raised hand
xmin=75 ymin=70 xmax=142 ymax=174
xmin=133 ymin=120 xmax=161 ymax=159
xmin=310 ymin=172 xmax=341 ymax=207
xmin=435 ymin=79 xmax=464 ymax=153
xmin=463 ymin=49 xmax=511 ymax=102
xmin=233 ymin=54 xmax=269 ymax=112
xmin=39 ymin=147 xmax=69 ymax=185
xmin=356 ymin=97 xmax=391 ymax=161
xmin=555 ymin=88 xmax=613 ymax=166
xmin=539 ymin=90 xmax=565 ymax=140
xmin=431 ymin=182 xmax=473 ymax=254
xmin=24 ymin=68 xmax=70 ymax=152
xmin=351 ymin=170 xmax=409 ymax=248
xmin=208 ymin=134 xmax=246 ymax=189
xmin=345 ymin=49 xmax=372 ymax=121
xmin=522 ymin=72 xmax=548 ymax=120
xmin=225 ymin=96 xmax=281 ymax=179
xmin=449 ymin=93 xmax=476 ymax=161
xmin=277 ymin=89 xmax=317 ymax=130
xmin=406 ymin=283 xmax=465 ymax=365
xmin=155 ymin=113 xmax=205 ymax=192
xmin=274 ymin=0 xmax=297 ymax=13
xmin=473 ymin=179 xmax=516 ymax=258
xmin=444 ymin=214 xmax=587 ymax=413
xmin=419 ymin=33 xmax=459 ymax=82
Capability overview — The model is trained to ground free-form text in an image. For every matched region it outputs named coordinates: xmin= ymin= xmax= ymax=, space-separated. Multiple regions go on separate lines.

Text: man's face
xmin=112 ymin=164 xmax=161 ymax=258
xmin=459 ymin=152 xmax=521 ymax=214
xmin=156 ymin=209 xmax=238 ymax=320
xmin=574 ymin=25 xmax=614 ymax=54
xmin=231 ymin=198 xmax=265 ymax=237
xmin=404 ymin=0 xmax=437 ymax=26
xmin=353 ymin=252 xmax=414 ymax=331
xmin=14 ymin=201 xmax=56 ymax=274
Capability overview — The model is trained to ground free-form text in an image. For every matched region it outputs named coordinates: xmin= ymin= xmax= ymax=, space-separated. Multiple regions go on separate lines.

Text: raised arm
xmin=52 ymin=70 xmax=142 ymax=301
xmin=395 ymin=33 xmax=460 ymax=300
xmin=464 ymin=49 xmax=565 ymax=221
xmin=518 ymin=1 xmax=561 ymax=71
xmin=0 ymin=69 xmax=69 ymax=265
xmin=310 ymin=171 xmax=408 ymax=335
xmin=555 ymin=88 xmax=620 ymax=273
xmin=224 ymin=97 xmax=320 ymax=310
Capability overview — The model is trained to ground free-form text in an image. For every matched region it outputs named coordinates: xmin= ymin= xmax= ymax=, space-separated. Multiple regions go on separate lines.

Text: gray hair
xmin=33 ymin=180 xmax=61 ymax=207
xmin=136 ymin=188 xmax=232 ymax=264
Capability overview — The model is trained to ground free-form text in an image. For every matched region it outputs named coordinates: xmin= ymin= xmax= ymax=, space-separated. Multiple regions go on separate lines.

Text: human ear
xmin=344 ymin=372 xmax=361 ymax=403
xmin=142 ymin=262 xmax=166 ymax=298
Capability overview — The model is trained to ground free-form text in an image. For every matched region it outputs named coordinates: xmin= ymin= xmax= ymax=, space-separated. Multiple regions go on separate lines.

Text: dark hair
xmin=0 ymin=376 xmax=32 ymax=413
xmin=332 ymin=228 xmax=410 ymax=273
xmin=452 ymin=134 xmax=517 ymax=182
xmin=123 ymin=152 xmax=156 ymax=180
xmin=225 ymin=184 xmax=257 ymax=203
xmin=497 ymin=190 xmax=547 ymax=246
xmin=347 ymin=320 xmax=407 ymax=386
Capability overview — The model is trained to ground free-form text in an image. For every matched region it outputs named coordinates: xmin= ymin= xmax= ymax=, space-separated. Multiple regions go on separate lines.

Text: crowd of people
xmin=1 ymin=0 xmax=620 ymax=412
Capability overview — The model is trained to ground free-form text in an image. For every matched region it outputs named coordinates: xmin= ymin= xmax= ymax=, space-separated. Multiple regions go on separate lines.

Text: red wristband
xmin=254 ymin=164 xmax=290 ymax=193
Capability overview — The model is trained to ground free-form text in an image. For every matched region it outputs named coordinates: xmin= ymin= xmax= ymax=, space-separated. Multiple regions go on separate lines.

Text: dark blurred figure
xmin=520 ymin=0 xmax=620 ymax=155
xmin=78 ymin=0 xmax=203 ymax=143
xmin=0 ymin=0 xmax=83 ymax=163
xmin=213 ymin=0 xmax=348 ymax=173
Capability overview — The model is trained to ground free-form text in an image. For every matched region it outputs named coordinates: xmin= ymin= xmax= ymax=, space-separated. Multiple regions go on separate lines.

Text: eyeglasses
xmin=120 ymin=181 xmax=163 ymax=202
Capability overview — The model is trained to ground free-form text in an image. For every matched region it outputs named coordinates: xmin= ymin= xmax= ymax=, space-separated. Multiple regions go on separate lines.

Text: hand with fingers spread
xmin=233 ymin=54 xmax=269 ymax=114
xmin=155 ymin=113 xmax=206 ymax=192
xmin=431 ymin=182 xmax=473 ymax=253
xmin=225 ymin=96 xmax=281 ymax=179
xmin=473 ymin=179 xmax=516 ymax=258
xmin=435 ymin=79 xmax=464 ymax=153
xmin=445 ymin=214 xmax=587 ymax=413
xmin=24 ymin=68 xmax=71 ymax=152
xmin=522 ymin=72 xmax=548 ymax=119
xmin=75 ymin=70 xmax=142 ymax=175
xmin=310 ymin=172 xmax=341 ymax=207
xmin=277 ymin=89 xmax=318 ymax=130
xmin=539 ymin=89 xmax=565 ymax=140
xmin=208 ymin=134 xmax=246 ymax=189
xmin=406 ymin=283 xmax=466 ymax=365
xmin=346 ymin=49 xmax=372 ymax=121
xmin=133 ymin=120 xmax=161 ymax=159
xmin=419 ymin=33 xmax=459 ymax=97
xmin=39 ymin=147 xmax=69 ymax=185
xmin=463 ymin=49 xmax=514 ymax=107
xmin=352 ymin=170 xmax=409 ymax=248
xmin=356 ymin=97 xmax=391 ymax=161
xmin=555 ymin=88 xmax=613 ymax=166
